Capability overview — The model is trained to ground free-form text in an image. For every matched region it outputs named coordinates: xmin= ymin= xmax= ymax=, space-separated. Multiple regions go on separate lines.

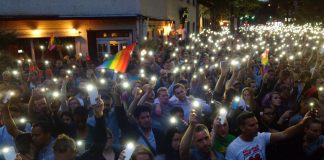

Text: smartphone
xmin=236 ymin=63 xmax=241 ymax=70
xmin=231 ymin=99 xmax=240 ymax=110
xmin=87 ymin=86 xmax=98 ymax=105
xmin=76 ymin=140 xmax=86 ymax=155
xmin=310 ymin=107 xmax=319 ymax=118
xmin=2 ymin=146 xmax=16 ymax=160
xmin=2 ymin=91 xmax=13 ymax=104
xmin=320 ymin=46 xmax=324 ymax=54
xmin=218 ymin=108 xmax=227 ymax=125
xmin=220 ymin=61 xmax=228 ymax=68
xmin=124 ymin=142 xmax=135 ymax=160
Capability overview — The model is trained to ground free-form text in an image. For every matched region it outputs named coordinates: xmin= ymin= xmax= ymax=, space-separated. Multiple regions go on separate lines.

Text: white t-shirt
xmin=226 ymin=132 xmax=271 ymax=160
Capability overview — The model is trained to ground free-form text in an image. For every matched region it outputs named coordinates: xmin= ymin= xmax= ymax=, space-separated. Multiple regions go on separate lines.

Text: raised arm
xmin=270 ymin=112 xmax=310 ymax=143
xmin=115 ymin=92 xmax=136 ymax=136
xmin=127 ymin=87 xmax=143 ymax=116
xmin=225 ymin=66 xmax=239 ymax=91
xmin=58 ymin=78 xmax=69 ymax=112
xmin=214 ymin=63 xmax=229 ymax=94
xmin=179 ymin=111 xmax=199 ymax=160
xmin=1 ymin=102 xmax=24 ymax=138
xmin=311 ymin=51 xmax=323 ymax=79
xmin=91 ymin=96 xmax=107 ymax=150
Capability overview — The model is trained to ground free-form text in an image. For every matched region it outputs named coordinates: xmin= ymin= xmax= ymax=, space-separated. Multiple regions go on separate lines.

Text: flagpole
xmin=30 ymin=39 xmax=36 ymax=62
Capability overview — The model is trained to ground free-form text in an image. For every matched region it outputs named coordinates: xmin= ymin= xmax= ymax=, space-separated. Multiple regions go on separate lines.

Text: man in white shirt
xmin=226 ymin=111 xmax=310 ymax=160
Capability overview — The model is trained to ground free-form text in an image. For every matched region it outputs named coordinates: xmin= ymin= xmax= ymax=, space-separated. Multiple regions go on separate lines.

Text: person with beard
xmin=128 ymin=84 xmax=155 ymax=117
xmin=28 ymin=89 xmax=51 ymax=123
xmin=302 ymin=119 xmax=324 ymax=159
xmin=116 ymin=93 xmax=166 ymax=159
xmin=27 ymin=89 xmax=66 ymax=137
xmin=153 ymin=69 xmax=172 ymax=93
xmin=226 ymin=111 xmax=311 ymax=160
xmin=180 ymin=110 xmax=222 ymax=160
xmin=87 ymin=91 xmax=121 ymax=149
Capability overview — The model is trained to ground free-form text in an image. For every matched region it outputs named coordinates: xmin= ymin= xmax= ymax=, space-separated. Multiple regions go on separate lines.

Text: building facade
xmin=0 ymin=0 xmax=198 ymax=63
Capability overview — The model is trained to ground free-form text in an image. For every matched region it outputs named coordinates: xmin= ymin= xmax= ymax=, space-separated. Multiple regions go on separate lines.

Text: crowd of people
xmin=0 ymin=23 xmax=324 ymax=160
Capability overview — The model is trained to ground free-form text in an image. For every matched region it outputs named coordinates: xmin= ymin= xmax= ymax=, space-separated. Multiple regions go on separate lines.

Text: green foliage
xmin=272 ymin=0 xmax=324 ymax=23
xmin=294 ymin=0 xmax=324 ymax=23
xmin=232 ymin=0 xmax=261 ymax=16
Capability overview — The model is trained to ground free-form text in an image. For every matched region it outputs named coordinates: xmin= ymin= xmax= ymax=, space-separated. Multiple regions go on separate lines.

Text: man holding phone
xmin=180 ymin=110 xmax=222 ymax=160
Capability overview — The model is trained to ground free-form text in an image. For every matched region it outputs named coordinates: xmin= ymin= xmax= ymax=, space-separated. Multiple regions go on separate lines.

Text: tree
xmin=294 ymin=0 xmax=324 ymax=23
xmin=270 ymin=0 xmax=324 ymax=24
xmin=198 ymin=0 xmax=260 ymax=31
xmin=0 ymin=31 xmax=17 ymax=51
xmin=0 ymin=31 xmax=17 ymax=74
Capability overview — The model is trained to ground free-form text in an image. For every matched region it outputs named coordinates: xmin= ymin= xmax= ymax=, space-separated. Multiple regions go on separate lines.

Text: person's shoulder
xmin=227 ymin=134 xmax=236 ymax=141
xmin=257 ymin=132 xmax=271 ymax=137
xmin=152 ymin=128 xmax=165 ymax=136
xmin=256 ymin=132 xmax=271 ymax=143
xmin=227 ymin=136 xmax=241 ymax=148
xmin=319 ymin=135 xmax=324 ymax=142
xmin=0 ymin=126 xmax=5 ymax=136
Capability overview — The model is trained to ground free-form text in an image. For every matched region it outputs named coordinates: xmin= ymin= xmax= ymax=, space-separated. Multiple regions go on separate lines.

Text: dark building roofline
xmin=0 ymin=14 xmax=173 ymax=22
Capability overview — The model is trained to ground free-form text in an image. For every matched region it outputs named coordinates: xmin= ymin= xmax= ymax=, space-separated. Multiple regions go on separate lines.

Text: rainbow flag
xmin=261 ymin=49 xmax=269 ymax=65
xmin=97 ymin=43 xmax=136 ymax=73
xmin=48 ymin=34 xmax=56 ymax=51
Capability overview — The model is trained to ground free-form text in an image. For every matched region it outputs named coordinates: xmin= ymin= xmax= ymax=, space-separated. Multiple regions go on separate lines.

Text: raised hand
xmin=189 ymin=109 xmax=199 ymax=126
xmin=134 ymin=87 xmax=143 ymax=100
xmin=94 ymin=95 xmax=104 ymax=118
